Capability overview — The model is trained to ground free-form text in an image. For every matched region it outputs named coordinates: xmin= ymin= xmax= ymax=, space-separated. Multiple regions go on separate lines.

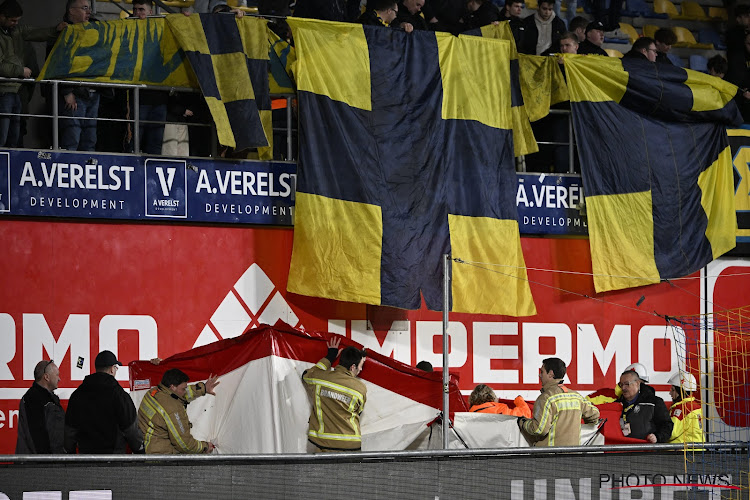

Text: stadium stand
xmin=621 ymin=0 xmax=669 ymax=18
xmin=698 ymin=27 xmax=726 ymax=49
xmin=672 ymin=25 xmax=713 ymax=49
xmin=653 ymin=0 xmax=683 ymax=19
xmin=680 ymin=0 xmax=709 ymax=21
xmin=618 ymin=21 xmax=640 ymax=43
xmin=708 ymin=6 xmax=727 ymax=20
xmin=689 ymin=53 xmax=709 ymax=71
xmin=605 ymin=48 xmax=625 ymax=56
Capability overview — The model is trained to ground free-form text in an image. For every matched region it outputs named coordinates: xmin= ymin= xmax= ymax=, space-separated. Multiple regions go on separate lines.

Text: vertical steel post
xmin=568 ymin=111 xmax=575 ymax=173
xmin=442 ymin=253 xmax=450 ymax=449
xmin=286 ymin=96 xmax=293 ymax=160
xmin=52 ymin=82 xmax=59 ymax=151
xmin=133 ymin=87 xmax=140 ymax=154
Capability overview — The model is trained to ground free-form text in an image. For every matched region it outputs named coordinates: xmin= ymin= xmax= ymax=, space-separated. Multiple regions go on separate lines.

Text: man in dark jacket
xmin=65 ymin=350 xmax=144 ymax=454
xmin=617 ymin=369 xmax=673 ymax=443
xmin=653 ymin=28 xmax=676 ymax=65
xmin=577 ymin=21 xmax=608 ymax=56
xmin=623 ymin=36 xmax=656 ymax=61
xmin=461 ymin=0 xmax=501 ymax=32
xmin=500 ymin=0 xmax=525 ymax=48
xmin=358 ymin=0 xmax=399 ymax=26
xmin=16 ymin=360 xmax=65 ymax=454
xmin=392 ymin=0 xmax=428 ymax=32
xmin=520 ymin=0 xmax=565 ymax=55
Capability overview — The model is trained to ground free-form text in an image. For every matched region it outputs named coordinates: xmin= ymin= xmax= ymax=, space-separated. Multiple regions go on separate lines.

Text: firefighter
xmin=667 ymin=372 xmax=704 ymax=444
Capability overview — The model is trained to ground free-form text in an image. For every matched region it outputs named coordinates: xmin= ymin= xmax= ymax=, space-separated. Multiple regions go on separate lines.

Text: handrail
xmin=0 ymin=442 xmax=745 ymax=463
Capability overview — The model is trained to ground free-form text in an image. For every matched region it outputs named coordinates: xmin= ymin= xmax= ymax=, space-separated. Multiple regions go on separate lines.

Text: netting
xmin=669 ymin=305 xmax=750 ymax=499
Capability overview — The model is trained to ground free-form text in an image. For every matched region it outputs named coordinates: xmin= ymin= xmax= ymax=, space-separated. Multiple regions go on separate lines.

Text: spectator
xmin=0 ymin=0 xmax=65 ymax=147
xmin=623 ymin=36 xmax=656 ymax=61
xmin=653 ymin=28 xmax=677 ymax=65
xmin=15 ymin=360 xmax=65 ymax=454
xmin=127 ymin=0 xmax=167 ymax=155
xmin=416 ymin=360 xmax=433 ymax=371
xmin=59 ymin=0 xmax=100 ymax=152
xmin=518 ymin=358 xmax=600 ymax=446
xmin=726 ymin=4 xmax=750 ymax=58
xmin=521 ymin=0 xmax=565 ymax=55
xmin=707 ymin=54 xmax=727 ymax=78
xmin=461 ymin=0 xmax=502 ymax=31
xmin=211 ymin=2 xmax=245 ymax=16
xmin=568 ymin=15 xmax=587 ymax=42
xmin=592 ymin=0 xmax=621 ymax=31
xmin=553 ymin=0 xmax=576 ymax=28
xmin=392 ymin=0 xmax=428 ymax=32
xmin=667 ymin=372 xmax=704 ymax=444
xmin=358 ymin=0 xmax=399 ymax=26
xmin=303 ymin=337 xmax=367 ymax=452
xmin=65 ymin=350 xmax=145 ymax=453
xmin=138 ymin=369 xmax=220 ymax=454
xmin=724 ymin=32 xmax=750 ymax=122
xmin=587 ymin=362 xmax=649 ymax=405
xmin=559 ymin=30 xmax=578 ymax=53
xmin=468 ymin=384 xmax=531 ymax=417
xmin=500 ymin=0 xmax=525 ymax=48
xmin=423 ymin=0 xmax=464 ymax=34
xmin=577 ymin=21 xmax=608 ymax=56
xmin=616 ymin=369 xmax=673 ymax=443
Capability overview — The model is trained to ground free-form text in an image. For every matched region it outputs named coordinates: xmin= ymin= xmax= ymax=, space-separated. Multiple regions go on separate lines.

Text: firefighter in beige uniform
xmin=303 ymin=337 xmax=367 ymax=452
xmin=138 ymin=368 xmax=220 ymax=454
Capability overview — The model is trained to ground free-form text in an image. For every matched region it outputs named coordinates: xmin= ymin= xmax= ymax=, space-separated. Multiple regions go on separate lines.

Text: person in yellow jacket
xmin=518 ymin=357 xmax=600 ymax=446
xmin=468 ymin=384 xmax=531 ymax=418
xmin=303 ymin=337 xmax=367 ymax=452
xmin=137 ymin=369 xmax=220 ymax=454
xmin=667 ymin=371 xmax=705 ymax=444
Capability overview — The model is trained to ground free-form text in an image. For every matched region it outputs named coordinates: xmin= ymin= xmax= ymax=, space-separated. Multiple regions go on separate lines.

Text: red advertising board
xmin=0 ymin=219 xmax=748 ymax=453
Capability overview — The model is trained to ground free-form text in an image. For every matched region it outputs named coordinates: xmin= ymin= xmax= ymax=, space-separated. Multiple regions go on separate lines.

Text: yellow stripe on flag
xmin=698 ymin=146 xmax=737 ymax=258
xmin=288 ymin=18 xmax=372 ymax=111
xmin=588 ymin=191 xmax=661 ymax=292
xmin=449 ymin=214 xmax=536 ymax=316
xmin=288 ymin=192 xmax=383 ymax=305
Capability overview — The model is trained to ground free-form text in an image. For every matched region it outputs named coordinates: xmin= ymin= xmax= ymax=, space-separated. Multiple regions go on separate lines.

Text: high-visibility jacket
xmin=668 ymin=397 xmax=704 ymax=444
xmin=521 ymin=380 xmax=600 ymax=447
xmin=137 ymin=383 xmax=210 ymax=454
xmin=470 ymin=396 xmax=532 ymax=418
xmin=303 ymin=357 xmax=367 ymax=451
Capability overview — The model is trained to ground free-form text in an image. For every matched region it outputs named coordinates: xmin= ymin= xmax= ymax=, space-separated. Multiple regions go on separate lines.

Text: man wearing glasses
xmin=65 ymin=350 xmax=144 ymax=453
xmin=16 ymin=360 xmax=65 ymax=453
xmin=357 ymin=0 xmax=399 ymax=27
xmin=623 ymin=36 xmax=658 ymax=62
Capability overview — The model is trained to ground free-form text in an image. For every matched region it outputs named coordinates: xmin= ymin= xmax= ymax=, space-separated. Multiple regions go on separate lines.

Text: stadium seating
xmin=689 ymin=54 xmax=709 ymax=72
xmin=698 ymin=28 xmax=726 ymax=50
xmin=621 ymin=0 xmax=669 ymax=18
xmin=708 ymin=6 xmax=728 ymax=20
xmin=667 ymin=52 xmax=683 ymax=66
xmin=653 ymin=0 xmax=681 ymax=18
xmin=642 ymin=24 xmax=658 ymax=38
xmin=606 ymin=48 xmax=625 ymax=57
xmin=161 ymin=0 xmax=195 ymax=6
xmin=672 ymin=26 xmax=713 ymax=49
xmin=680 ymin=1 xmax=709 ymax=21
xmin=618 ymin=22 xmax=640 ymax=44
xmin=526 ymin=0 xmax=538 ymax=9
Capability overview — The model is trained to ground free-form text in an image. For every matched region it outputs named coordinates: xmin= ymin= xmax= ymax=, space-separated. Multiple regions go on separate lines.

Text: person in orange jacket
xmin=468 ymin=384 xmax=531 ymax=418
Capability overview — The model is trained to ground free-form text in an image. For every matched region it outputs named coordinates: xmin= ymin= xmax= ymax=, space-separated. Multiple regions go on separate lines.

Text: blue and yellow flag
xmin=286 ymin=19 xmax=535 ymax=316
xmin=565 ymin=55 xmax=741 ymax=292
xmin=39 ymin=17 xmax=196 ymax=87
xmin=166 ymin=14 xmax=271 ymax=152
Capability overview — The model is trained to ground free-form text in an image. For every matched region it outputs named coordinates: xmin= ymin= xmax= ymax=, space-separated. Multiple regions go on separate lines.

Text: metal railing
xmin=2 ymin=76 xmax=297 ymax=161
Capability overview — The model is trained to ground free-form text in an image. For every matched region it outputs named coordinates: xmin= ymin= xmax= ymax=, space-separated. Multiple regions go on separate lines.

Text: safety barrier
xmin=0 ymin=443 xmax=747 ymax=499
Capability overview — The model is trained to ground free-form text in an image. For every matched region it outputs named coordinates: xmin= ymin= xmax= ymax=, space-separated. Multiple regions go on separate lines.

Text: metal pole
xmin=442 ymin=253 xmax=450 ymax=450
xmin=133 ymin=87 xmax=140 ymax=154
xmin=568 ymin=111 xmax=574 ymax=174
xmin=52 ymin=81 xmax=59 ymax=151
xmin=286 ymin=96 xmax=293 ymax=161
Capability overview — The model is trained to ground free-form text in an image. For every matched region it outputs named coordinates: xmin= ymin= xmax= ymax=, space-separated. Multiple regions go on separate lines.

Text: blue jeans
xmin=131 ymin=103 xmax=167 ymax=155
xmin=60 ymin=91 xmax=100 ymax=151
xmin=554 ymin=0 xmax=578 ymax=25
xmin=0 ymin=92 xmax=21 ymax=147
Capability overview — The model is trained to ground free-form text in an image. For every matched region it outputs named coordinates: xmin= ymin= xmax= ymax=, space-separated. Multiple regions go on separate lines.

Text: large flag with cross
xmin=286 ymin=19 xmax=536 ymax=316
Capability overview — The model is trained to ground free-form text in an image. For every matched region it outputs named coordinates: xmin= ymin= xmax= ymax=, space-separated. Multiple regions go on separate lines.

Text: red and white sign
xmin=0 ymin=220 xmax=748 ymax=453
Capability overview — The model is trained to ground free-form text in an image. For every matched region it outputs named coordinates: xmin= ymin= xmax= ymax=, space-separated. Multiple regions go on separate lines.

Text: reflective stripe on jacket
xmin=303 ymin=357 xmax=367 ymax=450
xmin=522 ymin=380 xmax=600 ymax=447
xmin=137 ymin=383 xmax=208 ymax=454
xmin=668 ymin=397 xmax=704 ymax=444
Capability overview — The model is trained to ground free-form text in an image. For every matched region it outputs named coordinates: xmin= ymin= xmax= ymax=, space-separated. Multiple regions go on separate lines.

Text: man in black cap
xmin=64 ymin=350 xmax=144 ymax=453
xmin=577 ymin=21 xmax=608 ymax=56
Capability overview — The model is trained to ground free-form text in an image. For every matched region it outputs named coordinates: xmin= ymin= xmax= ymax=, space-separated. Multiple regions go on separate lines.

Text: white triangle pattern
xmin=193 ymin=264 xmax=303 ymax=348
